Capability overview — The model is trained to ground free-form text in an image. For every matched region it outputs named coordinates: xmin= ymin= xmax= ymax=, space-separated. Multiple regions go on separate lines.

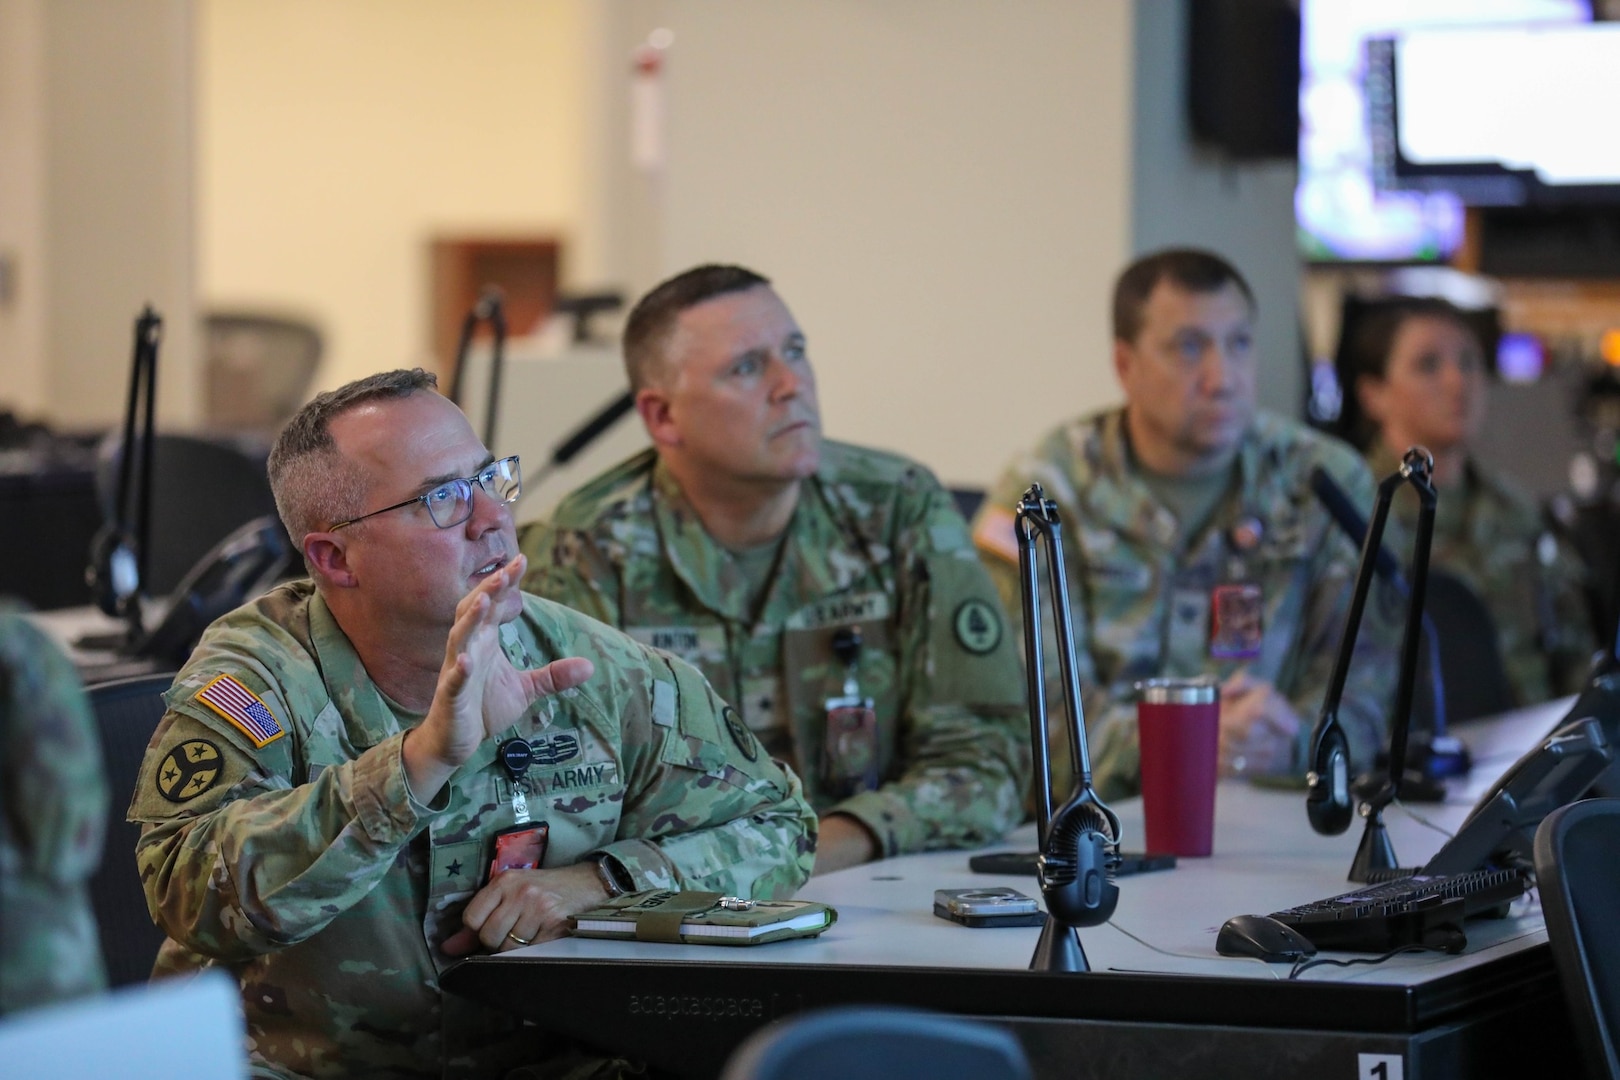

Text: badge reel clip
xmin=1305 ymin=447 xmax=1439 ymax=883
xmin=1015 ymin=483 xmax=1122 ymax=973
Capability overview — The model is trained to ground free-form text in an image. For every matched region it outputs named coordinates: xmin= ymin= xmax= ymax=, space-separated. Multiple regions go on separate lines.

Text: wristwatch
xmin=592 ymin=854 xmax=632 ymax=898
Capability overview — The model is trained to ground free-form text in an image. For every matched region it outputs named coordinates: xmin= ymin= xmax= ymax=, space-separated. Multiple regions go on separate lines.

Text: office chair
xmin=203 ymin=310 xmax=322 ymax=434
xmin=1533 ymin=798 xmax=1620 ymax=1080
xmin=86 ymin=671 xmax=178 ymax=988
xmin=93 ymin=433 xmax=281 ymax=598
xmin=1424 ymin=569 xmax=1516 ymax=723
xmin=719 ymin=1005 xmax=1033 ymax=1080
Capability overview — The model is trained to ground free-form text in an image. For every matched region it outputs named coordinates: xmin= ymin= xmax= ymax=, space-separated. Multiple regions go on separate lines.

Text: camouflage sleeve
xmin=131 ymin=671 xmax=444 ymax=961
xmin=0 ymin=610 xmax=109 ymax=1011
xmin=581 ymin=634 xmax=816 ymax=900
xmin=1280 ymin=457 xmax=1395 ymax=776
xmin=518 ymin=519 xmax=623 ymax=626
xmin=829 ymin=477 xmax=1030 ymax=856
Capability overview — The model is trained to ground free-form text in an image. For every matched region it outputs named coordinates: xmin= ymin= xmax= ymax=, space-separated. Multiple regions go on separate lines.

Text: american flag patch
xmin=194 ymin=674 xmax=285 ymax=748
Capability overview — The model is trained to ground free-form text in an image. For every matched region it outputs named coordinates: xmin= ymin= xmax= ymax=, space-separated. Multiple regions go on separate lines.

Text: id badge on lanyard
xmin=1209 ymin=516 xmax=1265 ymax=661
xmin=823 ymin=626 xmax=879 ymax=798
xmin=486 ymin=737 xmax=549 ymax=885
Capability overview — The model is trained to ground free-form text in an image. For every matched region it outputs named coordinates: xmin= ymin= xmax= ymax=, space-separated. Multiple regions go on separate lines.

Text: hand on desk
xmin=812 ymin=812 xmax=878 ymax=876
xmin=1218 ymin=672 xmax=1301 ymax=778
xmin=443 ymin=861 xmax=609 ymax=956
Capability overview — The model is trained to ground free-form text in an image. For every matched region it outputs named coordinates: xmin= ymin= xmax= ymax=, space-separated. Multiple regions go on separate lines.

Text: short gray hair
xmin=268 ymin=368 xmax=439 ymax=550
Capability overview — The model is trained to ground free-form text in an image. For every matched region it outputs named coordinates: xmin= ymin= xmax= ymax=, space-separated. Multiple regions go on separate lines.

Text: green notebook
xmin=569 ymin=889 xmax=837 ymax=946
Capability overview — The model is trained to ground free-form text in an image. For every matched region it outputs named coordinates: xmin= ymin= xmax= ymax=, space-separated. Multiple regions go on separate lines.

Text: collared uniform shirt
xmin=973 ymin=410 xmax=1398 ymax=802
xmin=130 ymin=581 xmax=814 ymax=1079
xmin=520 ymin=441 xmax=1030 ymax=858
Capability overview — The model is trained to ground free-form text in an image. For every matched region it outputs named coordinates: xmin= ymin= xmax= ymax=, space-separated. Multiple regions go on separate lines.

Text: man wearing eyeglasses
xmin=520 ymin=265 xmax=1029 ymax=877
xmin=128 ymin=369 xmax=815 ymax=1079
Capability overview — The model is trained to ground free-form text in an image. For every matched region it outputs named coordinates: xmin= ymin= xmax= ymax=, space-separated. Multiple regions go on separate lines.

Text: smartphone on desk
xmin=967 ymin=850 xmax=1177 ymax=877
xmin=932 ymin=887 xmax=1047 ymax=928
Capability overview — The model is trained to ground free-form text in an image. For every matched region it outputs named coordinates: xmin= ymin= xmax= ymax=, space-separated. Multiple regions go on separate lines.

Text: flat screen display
xmin=1380 ymin=22 xmax=1620 ymax=204
xmin=1296 ymin=0 xmax=1587 ymax=263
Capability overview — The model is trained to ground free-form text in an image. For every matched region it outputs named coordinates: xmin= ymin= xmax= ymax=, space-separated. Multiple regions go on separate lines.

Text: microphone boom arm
xmin=1015 ymin=484 xmax=1121 ymax=973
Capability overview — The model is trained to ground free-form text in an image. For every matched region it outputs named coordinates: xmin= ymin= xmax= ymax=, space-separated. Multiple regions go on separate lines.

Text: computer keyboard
xmin=1266 ymin=867 xmax=1530 ymax=953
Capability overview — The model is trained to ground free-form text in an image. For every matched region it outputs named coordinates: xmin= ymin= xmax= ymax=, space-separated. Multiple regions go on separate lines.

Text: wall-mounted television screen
xmin=1369 ymin=21 xmax=1620 ymax=206
xmin=1296 ymin=0 xmax=1588 ymax=264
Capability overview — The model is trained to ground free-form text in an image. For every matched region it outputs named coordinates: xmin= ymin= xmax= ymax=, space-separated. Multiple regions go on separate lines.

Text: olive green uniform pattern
xmin=1370 ymin=442 xmax=1596 ymax=705
xmin=520 ymin=441 xmax=1030 ymax=858
xmin=0 ymin=604 xmax=108 ymax=1014
xmin=975 ymin=410 xmax=1398 ymax=802
xmin=130 ymin=581 xmax=814 ymax=1080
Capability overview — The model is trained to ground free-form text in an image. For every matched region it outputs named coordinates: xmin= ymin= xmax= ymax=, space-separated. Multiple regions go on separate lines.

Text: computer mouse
xmin=1216 ymin=914 xmax=1318 ymax=963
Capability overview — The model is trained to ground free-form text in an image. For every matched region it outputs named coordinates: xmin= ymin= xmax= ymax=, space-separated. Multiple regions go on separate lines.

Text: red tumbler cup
xmin=1136 ymin=677 xmax=1220 ymax=857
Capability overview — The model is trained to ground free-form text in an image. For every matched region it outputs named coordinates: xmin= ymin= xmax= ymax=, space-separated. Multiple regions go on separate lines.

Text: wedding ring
xmin=505 ymin=931 xmax=533 ymax=946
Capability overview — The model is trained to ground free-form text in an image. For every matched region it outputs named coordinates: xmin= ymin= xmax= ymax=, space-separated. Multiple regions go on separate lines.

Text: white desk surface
xmin=495 ymin=698 xmax=1571 ymax=985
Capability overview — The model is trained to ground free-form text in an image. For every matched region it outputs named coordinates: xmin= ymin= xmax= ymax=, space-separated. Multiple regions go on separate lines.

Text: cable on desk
xmin=1287 ymin=943 xmax=1452 ymax=980
xmin=1105 ymin=920 xmax=1282 ymax=980
xmin=1390 ymin=798 xmax=1456 ymax=840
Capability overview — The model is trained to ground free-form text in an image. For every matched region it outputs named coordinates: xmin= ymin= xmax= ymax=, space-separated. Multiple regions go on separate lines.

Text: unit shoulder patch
xmin=156 ymin=739 xmax=224 ymax=802
xmin=952 ymin=598 xmax=1004 ymax=655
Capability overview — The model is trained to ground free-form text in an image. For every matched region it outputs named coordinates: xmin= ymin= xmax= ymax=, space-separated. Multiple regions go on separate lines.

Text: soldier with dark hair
xmin=521 ymin=265 xmax=1029 ymax=876
xmin=973 ymin=248 xmax=1397 ymax=801
xmin=1340 ymin=297 xmax=1596 ymax=705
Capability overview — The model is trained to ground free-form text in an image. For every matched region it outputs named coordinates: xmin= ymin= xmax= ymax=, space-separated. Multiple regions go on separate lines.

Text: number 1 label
xmin=1359 ymin=1053 xmax=1404 ymax=1080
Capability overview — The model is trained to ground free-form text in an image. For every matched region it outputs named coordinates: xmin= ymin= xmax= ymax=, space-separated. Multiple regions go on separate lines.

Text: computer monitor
xmin=1296 ymin=0 xmax=1587 ymax=263
xmin=1370 ymin=21 xmax=1620 ymax=207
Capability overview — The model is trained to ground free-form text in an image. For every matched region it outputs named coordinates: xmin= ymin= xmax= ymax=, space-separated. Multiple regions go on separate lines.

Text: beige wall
xmin=0 ymin=0 xmax=47 ymax=416
xmin=656 ymin=1 xmax=1133 ymax=488
xmin=0 ymin=0 xmax=196 ymax=429
xmin=198 ymin=0 xmax=597 ymax=394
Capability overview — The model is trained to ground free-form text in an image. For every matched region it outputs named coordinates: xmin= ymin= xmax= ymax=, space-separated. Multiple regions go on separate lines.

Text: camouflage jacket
xmin=973 ymin=410 xmax=1397 ymax=802
xmin=130 ymin=581 xmax=814 ymax=1079
xmin=0 ymin=604 xmax=108 ymax=1015
xmin=520 ymin=442 xmax=1030 ymax=857
xmin=1369 ymin=442 xmax=1596 ymax=705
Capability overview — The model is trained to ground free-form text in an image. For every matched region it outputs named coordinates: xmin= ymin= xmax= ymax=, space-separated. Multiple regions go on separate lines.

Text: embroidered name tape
xmin=195 ymin=674 xmax=286 ymax=748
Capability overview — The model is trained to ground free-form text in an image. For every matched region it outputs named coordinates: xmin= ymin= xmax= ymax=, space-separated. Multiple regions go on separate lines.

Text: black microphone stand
xmin=447 ymin=287 xmax=507 ymax=450
xmin=1015 ymin=484 xmax=1122 ymax=973
xmin=1306 ymin=448 xmax=1439 ymax=883
xmin=82 ymin=306 xmax=161 ymax=649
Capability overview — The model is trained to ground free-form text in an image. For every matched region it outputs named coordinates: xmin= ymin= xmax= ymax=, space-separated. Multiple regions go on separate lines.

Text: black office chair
xmin=1424 ymin=568 xmax=1517 ymax=723
xmin=86 ymin=671 xmax=177 ymax=988
xmin=94 ymin=432 xmax=280 ymax=598
xmin=719 ymin=1006 xmax=1033 ymax=1080
xmin=1533 ymin=798 xmax=1620 ymax=1080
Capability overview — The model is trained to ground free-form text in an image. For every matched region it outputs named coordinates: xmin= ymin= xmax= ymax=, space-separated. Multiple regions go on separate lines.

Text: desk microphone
xmin=1014 ymin=484 xmax=1121 ymax=973
xmin=1310 ymin=466 xmax=1465 ymax=794
xmin=1305 ymin=451 xmax=1440 ymax=883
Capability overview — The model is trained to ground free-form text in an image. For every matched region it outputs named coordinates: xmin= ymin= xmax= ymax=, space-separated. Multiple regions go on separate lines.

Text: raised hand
xmin=403 ymin=556 xmax=594 ymax=801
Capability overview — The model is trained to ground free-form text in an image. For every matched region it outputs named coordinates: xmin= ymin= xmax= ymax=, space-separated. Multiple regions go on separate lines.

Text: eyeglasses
xmin=328 ymin=455 xmax=522 ymax=532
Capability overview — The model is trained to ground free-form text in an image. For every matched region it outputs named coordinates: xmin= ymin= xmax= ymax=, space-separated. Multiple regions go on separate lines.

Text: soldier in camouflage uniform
xmin=972 ymin=249 xmax=1397 ymax=802
xmin=1343 ymin=297 xmax=1596 ymax=707
xmin=0 ymin=603 xmax=108 ymax=1014
xmin=130 ymin=370 xmax=815 ymax=1079
xmin=520 ymin=265 xmax=1028 ymax=876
